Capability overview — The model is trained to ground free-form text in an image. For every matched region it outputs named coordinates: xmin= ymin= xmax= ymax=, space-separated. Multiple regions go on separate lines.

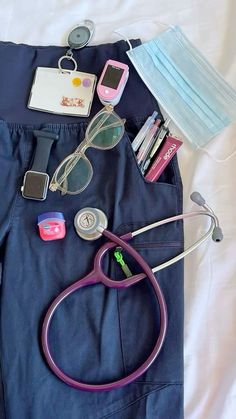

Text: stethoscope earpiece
xmin=212 ymin=226 xmax=223 ymax=242
xmin=190 ymin=191 xmax=223 ymax=243
xmin=190 ymin=191 xmax=206 ymax=206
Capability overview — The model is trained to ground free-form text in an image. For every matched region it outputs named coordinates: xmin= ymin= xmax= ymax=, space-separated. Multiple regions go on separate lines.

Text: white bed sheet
xmin=0 ymin=1 xmax=235 ymax=418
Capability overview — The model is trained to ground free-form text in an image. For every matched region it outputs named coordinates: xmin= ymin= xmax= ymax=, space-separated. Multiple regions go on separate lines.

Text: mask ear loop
xmin=197 ymin=145 xmax=236 ymax=162
xmin=113 ymin=17 xmax=175 ymax=51
xmin=113 ymin=30 xmax=133 ymax=51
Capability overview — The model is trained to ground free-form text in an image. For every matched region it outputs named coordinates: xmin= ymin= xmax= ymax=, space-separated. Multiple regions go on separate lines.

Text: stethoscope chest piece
xmin=74 ymin=207 xmax=108 ymax=241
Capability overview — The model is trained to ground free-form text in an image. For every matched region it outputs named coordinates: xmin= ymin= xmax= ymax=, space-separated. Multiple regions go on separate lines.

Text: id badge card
xmin=28 ymin=67 xmax=97 ymax=117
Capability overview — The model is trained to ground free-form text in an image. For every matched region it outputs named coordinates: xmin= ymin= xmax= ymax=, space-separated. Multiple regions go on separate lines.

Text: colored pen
xmin=142 ymin=118 xmax=171 ymax=174
xmin=137 ymin=119 xmax=161 ymax=166
xmin=132 ymin=111 xmax=158 ymax=152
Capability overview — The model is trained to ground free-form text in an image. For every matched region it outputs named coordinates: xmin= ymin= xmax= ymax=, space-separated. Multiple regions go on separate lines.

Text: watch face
xmin=22 ymin=171 xmax=49 ymax=200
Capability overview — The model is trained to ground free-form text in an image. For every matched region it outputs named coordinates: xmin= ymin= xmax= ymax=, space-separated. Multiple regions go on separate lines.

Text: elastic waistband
xmin=0 ymin=115 xmax=149 ymax=133
xmin=0 ymin=39 xmax=158 ymax=126
xmin=0 ymin=39 xmax=140 ymax=53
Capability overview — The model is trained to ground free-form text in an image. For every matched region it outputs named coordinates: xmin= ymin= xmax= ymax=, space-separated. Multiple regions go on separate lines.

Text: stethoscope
xmin=41 ymin=192 xmax=223 ymax=392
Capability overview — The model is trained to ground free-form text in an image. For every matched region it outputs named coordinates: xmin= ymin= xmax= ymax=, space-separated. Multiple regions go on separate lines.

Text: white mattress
xmin=1 ymin=1 xmax=235 ymax=418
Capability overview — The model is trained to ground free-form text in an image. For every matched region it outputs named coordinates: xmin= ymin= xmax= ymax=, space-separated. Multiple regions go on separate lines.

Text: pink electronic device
xmin=97 ymin=59 xmax=129 ymax=106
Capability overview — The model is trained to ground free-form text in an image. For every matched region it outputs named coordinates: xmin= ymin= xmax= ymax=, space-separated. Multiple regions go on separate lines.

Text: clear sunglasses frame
xmin=49 ymin=105 xmax=125 ymax=195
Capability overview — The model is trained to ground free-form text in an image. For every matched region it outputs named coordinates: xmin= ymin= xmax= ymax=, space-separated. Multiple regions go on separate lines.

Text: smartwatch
xmin=21 ymin=130 xmax=59 ymax=201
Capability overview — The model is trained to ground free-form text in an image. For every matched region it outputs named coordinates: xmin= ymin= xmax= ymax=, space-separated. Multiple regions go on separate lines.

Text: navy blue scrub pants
xmin=0 ymin=39 xmax=184 ymax=418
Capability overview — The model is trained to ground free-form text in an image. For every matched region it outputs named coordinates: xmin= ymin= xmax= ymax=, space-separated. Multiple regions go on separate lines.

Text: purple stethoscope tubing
xmin=41 ymin=229 xmax=167 ymax=392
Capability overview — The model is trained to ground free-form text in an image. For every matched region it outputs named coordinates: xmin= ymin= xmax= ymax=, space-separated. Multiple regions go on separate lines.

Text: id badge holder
xmin=28 ymin=20 xmax=96 ymax=117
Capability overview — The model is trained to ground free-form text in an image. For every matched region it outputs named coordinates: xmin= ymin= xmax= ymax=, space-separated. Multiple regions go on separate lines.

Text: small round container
xmin=38 ymin=212 xmax=66 ymax=241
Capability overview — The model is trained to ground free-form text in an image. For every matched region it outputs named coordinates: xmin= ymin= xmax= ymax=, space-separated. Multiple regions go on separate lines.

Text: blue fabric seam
xmin=4 ymin=132 xmax=29 ymax=236
xmin=116 ymin=286 xmax=127 ymax=376
xmin=100 ymin=383 xmax=182 ymax=419
xmin=0 ymin=116 xmax=152 ymax=132
xmin=0 ymin=350 xmax=7 ymax=419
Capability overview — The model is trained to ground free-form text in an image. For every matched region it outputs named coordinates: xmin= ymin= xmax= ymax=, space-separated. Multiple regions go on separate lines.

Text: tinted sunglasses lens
xmin=55 ymin=154 xmax=92 ymax=194
xmin=89 ymin=112 xmax=124 ymax=149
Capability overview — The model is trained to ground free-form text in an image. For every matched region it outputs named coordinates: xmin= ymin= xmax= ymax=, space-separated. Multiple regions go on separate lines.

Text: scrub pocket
xmin=100 ymin=122 xmax=184 ymax=418
xmin=111 ymin=222 xmax=183 ymax=384
xmin=124 ymin=123 xmax=178 ymax=187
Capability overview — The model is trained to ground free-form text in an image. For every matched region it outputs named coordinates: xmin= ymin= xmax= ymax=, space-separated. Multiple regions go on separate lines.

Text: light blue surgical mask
xmin=127 ymin=26 xmax=236 ymax=148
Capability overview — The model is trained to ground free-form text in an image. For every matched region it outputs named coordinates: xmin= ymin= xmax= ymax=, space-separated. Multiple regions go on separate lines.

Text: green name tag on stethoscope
xmin=28 ymin=20 xmax=97 ymax=117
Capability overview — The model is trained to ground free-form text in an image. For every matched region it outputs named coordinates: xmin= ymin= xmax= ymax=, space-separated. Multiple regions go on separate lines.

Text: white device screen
xmin=101 ymin=65 xmax=124 ymax=89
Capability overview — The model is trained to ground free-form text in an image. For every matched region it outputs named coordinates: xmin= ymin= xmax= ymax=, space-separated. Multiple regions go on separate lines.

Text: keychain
xmin=58 ymin=19 xmax=95 ymax=74
xmin=28 ymin=20 xmax=97 ymax=117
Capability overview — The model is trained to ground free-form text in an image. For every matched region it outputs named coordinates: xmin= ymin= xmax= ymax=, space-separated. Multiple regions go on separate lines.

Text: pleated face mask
xmin=127 ymin=26 xmax=236 ymax=147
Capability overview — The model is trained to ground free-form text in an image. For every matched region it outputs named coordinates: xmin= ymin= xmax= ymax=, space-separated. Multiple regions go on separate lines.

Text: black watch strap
xmin=31 ymin=130 xmax=59 ymax=173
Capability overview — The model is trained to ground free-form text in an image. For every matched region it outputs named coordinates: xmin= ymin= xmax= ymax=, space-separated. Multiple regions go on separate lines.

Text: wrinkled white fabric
xmin=0 ymin=1 xmax=235 ymax=418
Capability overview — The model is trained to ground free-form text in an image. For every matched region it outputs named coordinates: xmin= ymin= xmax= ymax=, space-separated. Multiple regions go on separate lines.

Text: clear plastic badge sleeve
xmin=28 ymin=67 xmax=97 ymax=117
xmin=127 ymin=26 xmax=236 ymax=147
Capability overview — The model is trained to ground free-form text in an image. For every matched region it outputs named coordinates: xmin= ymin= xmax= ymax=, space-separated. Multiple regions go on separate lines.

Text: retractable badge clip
xmin=58 ymin=20 xmax=95 ymax=73
xmin=28 ymin=20 xmax=97 ymax=117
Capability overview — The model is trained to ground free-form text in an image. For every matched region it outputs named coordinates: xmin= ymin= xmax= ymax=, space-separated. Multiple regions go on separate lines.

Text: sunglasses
xmin=49 ymin=105 xmax=125 ymax=195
